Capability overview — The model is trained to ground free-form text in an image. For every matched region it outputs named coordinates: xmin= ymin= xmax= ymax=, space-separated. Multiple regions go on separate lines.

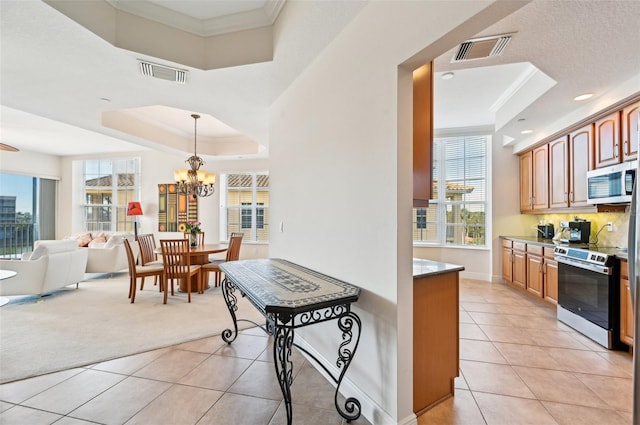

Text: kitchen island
xmin=412 ymin=258 xmax=464 ymax=415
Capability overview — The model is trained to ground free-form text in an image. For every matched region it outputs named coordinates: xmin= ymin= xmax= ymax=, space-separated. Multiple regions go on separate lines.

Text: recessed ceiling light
xmin=0 ymin=142 xmax=19 ymax=152
xmin=574 ymin=93 xmax=593 ymax=101
xmin=521 ymin=129 xmax=533 ymax=135
xmin=441 ymin=72 xmax=455 ymax=80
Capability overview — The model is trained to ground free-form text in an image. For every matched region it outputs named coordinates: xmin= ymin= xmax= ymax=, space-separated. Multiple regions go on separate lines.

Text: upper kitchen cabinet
xmin=568 ymin=124 xmax=594 ymax=207
xmin=622 ymin=101 xmax=639 ymax=162
xmin=520 ymin=145 xmax=549 ymax=212
xmin=413 ymin=62 xmax=433 ymax=208
xmin=548 ymin=136 xmax=569 ymax=208
xmin=594 ymin=111 xmax=621 ymax=168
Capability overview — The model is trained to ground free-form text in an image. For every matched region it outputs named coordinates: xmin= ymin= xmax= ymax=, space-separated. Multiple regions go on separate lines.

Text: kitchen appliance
xmin=629 ymin=111 xmax=639 ymax=425
xmin=558 ymin=219 xmax=590 ymax=243
xmin=587 ymin=160 xmax=637 ymax=204
xmin=537 ymin=223 xmax=554 ymax=239
xmin=554 ymin=245 xmax=623 ymax=349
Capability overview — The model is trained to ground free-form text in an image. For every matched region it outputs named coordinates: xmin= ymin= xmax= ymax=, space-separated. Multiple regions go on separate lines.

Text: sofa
xmin=0 ymin=240 xmax=88 ymax=297
xmin=70 ymin=232 xmax=137 ymax=274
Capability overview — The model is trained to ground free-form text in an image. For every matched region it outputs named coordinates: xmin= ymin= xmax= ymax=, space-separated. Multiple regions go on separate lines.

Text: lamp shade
xmin=126 ymin=202 xmax=143 ymax=216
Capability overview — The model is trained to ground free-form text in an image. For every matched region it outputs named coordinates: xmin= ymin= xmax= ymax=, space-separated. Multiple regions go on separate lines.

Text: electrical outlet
xmin=606 ymin=222 xmax=613 ymax=232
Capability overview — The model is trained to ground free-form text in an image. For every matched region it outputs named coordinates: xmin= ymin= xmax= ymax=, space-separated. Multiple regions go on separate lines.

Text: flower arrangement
xmin=185 ymin=220 xmax=201 ymax=233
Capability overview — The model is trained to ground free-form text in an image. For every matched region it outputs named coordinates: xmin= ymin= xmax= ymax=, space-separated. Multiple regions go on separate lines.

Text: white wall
xmin=268 ymin=1 xmax=524 ymax=423
xmin=0 ymin=150 xmax=61 ymax=180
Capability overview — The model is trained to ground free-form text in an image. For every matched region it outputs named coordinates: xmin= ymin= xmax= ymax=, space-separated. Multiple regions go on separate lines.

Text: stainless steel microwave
xmin=587 ymin=161 xmax=637 ymax=204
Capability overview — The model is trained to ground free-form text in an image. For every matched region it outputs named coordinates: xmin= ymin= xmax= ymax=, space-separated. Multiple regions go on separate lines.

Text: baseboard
xmin=398 ymin=414 xmax=418 ymax=425
xmin=295 ymin=335 xmax=400 ymax=425
xmin=459 ymin=270 xmax=491 ymax=282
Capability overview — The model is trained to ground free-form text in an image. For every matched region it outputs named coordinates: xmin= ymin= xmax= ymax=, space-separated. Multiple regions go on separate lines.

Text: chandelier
xmin=174 ymin=114 xmax=216 ymax=199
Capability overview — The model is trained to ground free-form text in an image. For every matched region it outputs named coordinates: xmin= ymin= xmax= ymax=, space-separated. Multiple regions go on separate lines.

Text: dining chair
xmin=183 ymin=231 xmax=205 ymax=246
xmin=137 ymin=234 xmax=163 ymax=290
xmin=124 ymin=239 xmax=165 ymax=304
xmin=200 ymin=232 xmax=243 ymax=289
xmin=160 ymin=239 xmax=201 ymax=303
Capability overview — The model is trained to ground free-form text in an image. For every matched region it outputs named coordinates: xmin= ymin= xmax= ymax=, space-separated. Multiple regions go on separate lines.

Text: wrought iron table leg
xmin=274 ymin=323 xmax=294 ymax=425
xmin=221 ymin=277 xmax=239 ymax=343
xmin=335 ymin=311 xmax=362 ymax=422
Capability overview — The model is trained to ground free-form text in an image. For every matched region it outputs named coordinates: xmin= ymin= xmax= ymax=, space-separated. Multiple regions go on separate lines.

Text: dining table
xmin=154 ymin=243 xmax=228 ymax=292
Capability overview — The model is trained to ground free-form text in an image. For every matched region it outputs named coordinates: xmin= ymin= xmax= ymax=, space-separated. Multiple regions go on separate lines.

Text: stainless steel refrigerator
xmin=630 ymin=112 xmax=640 ymax=425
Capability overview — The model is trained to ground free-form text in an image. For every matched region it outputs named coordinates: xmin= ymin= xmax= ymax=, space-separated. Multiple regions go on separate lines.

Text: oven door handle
xmin=555 ymin=256 xmax=612 ymax=275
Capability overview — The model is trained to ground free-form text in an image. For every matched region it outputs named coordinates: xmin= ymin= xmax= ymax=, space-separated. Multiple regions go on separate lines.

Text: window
xmin=221 ymin=172 xmax=269 ymax=242
xmin=413 ymin=135 xmax=489 ymax=247
xmin=83 ymin=158 xmax=140 ymax=232
xmin=0 ymin=173 xmax=56 ymax=257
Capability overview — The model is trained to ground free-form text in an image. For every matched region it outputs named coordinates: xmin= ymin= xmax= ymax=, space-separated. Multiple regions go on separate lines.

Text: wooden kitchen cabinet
xmin=512 ymin=242 xmax=527 ymax=289
xmin=413 ymin=62 xmax=433 ymax=207
xmin=549 ymin=136 xmax=569 ymax=208
xmin=526 ymin=244 xmax=544 ymax=297
xmin=413 ymin=264 xmax=460 ymax=414
xmin=568 ymin=125 xmax=594 ymax=207
xmin=622 ymin=101 xmax=639 ymax=162
xmin=620 ymin=259 xmax=634 ymax=347
xmin=519 ymin=152 xmax=533 ymax=212
xmin=519 ymin=145 xmax=549 ymax=212
xmin=501 ymin=239 xmax=513 ymax=282
xmin=595 ymin=111 xmax=621 ymax=168
xmin=543 ymin=247 xmax=558 ymax=305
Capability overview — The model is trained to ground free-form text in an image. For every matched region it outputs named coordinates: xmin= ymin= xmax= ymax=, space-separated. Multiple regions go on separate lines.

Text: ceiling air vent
xmin=138 ymin=60 xmax=188 ymax=84
xmin=452 ymin=34 xmax=513 ymax=62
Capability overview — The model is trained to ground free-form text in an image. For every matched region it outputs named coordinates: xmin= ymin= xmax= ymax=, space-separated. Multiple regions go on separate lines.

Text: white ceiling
xmin=1 ymin=0 xmax=639 ymax=160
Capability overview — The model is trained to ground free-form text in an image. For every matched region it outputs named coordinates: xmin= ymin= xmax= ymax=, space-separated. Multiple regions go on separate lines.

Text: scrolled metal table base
xmin=221 ymin=277 xmax=362 ymax=424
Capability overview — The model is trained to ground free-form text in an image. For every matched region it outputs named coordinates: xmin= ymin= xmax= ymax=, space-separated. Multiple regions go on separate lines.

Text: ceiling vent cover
xmin=452 ymin=34 xmax=513 ymax=62
xmin=138 ymin=60 xmax=188 ymax=84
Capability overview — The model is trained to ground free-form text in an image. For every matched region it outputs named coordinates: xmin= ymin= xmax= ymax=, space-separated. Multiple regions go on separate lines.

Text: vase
xmin=189 ymin=231 xmax=199 ymax=247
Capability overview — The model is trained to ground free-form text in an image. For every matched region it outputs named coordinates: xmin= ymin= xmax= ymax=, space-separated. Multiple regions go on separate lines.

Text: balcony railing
xmin=0 ymin=223 xmax=37 ymax=258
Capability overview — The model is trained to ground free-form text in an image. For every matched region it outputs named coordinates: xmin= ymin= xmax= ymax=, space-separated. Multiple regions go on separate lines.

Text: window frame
xmin=413 ymin=134 xmax=491 ymax=249
xmin=219 ymin=171 xmax=269 ymax=243
xmin=82 ymin=158 xmax=141 ymax=233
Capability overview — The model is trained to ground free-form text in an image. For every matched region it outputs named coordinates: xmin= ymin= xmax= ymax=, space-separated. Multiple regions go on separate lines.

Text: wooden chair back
xmin=137 ymin=233 xmax=158 ymax=265
xmin=160 ymin=239 xmax=200 ymax=302
xmin=124 ymin=238 xmax=165 ymax=303
xmin=225 ymin=232 xmax=244 ymax=262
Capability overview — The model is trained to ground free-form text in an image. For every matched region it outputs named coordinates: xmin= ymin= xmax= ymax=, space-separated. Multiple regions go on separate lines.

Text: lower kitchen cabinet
xmin=526 ymin=245 xmax=544 ymax=297
xmin=512 ymin=242 xmax=527 ymax=289
xmin=501 ymin=238 xmax=558 ymax=306
xmin=543 ymin=247 xmax=558 ymax=305
xmin=501 ymin=239 xmax=513 ymax=282
xmin=620 ymin=259 xmax=634 ymax=347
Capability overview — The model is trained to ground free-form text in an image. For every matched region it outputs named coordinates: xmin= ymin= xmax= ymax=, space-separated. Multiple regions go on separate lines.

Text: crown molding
xmin=106 ymin=0 xmax=285 ymax=37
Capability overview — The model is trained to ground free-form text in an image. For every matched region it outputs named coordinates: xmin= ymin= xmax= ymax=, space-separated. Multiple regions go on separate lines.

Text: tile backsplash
xmin=535 ymin=210 xmax=630 ymax=248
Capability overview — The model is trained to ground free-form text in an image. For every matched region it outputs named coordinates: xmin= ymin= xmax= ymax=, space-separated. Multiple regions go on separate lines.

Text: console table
xmin=219 ymin=258 xmax=362 ymax=425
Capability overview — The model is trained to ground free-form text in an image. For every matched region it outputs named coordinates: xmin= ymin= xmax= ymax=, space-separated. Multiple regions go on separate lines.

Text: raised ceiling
xmin=1 ymin=0 xmax=639 ymax=159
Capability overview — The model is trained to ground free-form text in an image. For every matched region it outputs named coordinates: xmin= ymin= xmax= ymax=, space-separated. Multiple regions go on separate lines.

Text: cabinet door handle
xmin=624 ymin=139 xmax=628 ymax=154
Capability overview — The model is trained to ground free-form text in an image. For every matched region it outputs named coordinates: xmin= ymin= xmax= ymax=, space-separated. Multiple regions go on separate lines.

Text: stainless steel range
xmin=554 ymin=245 xmax=624 ymax=349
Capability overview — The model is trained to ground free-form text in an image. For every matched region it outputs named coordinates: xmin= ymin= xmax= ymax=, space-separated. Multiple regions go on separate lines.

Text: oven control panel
xmin=553 ymin=246 xmax=612 ymax=266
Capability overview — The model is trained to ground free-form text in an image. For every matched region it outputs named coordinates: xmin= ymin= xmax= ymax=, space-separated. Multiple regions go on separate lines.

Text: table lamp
xmin=126 ymin=201 xmax=143 ymax=240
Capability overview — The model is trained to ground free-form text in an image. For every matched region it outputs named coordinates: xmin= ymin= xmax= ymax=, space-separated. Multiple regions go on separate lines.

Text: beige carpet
xmin=0 ymin=273 xmax=265 ymax=384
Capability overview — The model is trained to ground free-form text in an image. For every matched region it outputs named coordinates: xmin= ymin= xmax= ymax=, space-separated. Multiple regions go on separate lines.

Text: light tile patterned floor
xmin=0 ymin=279 xmax=633 ymax=424
xmin=418 ymin=279 xmax=633 ymax=425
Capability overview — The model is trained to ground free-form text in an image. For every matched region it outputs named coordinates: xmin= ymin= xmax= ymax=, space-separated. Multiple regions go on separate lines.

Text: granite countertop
xmin=501 ymin=236 xmax=629 ymax=261
xmin=413 ymin=258 xmax=465 ymax=279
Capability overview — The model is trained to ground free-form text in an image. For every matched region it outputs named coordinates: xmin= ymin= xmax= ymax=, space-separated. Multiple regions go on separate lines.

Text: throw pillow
xmin=76 ymin=232 xmax=93 ymax=247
